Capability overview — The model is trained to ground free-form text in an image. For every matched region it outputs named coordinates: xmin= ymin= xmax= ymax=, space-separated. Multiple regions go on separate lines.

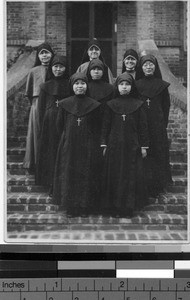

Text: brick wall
xmin=136 ymin=1 xmax=154 ymax=40
xmin=154 ymin=1 xmax=180 ymax=42
xmin=46 ymin=2 xmax=67 ymax=55
xmin=7 ymin=2 xmax=45 ymax=44
xmin=117 ymin=2 xmax=137 ymax=76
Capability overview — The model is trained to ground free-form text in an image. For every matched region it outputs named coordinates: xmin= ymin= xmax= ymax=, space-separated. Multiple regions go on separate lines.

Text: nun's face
xmin=87 ymin=46 xmax=101 ymax=60
xmin=73 ymin=80 xmax=87 ymax=95
xmin=124 ymin=56 xmax=137 ymax=71
xmin=52 ymin=64 xmax=66 ymax=77
xmin=118 ymin=81 xmax=132 ymax=95
xmin=90 ymin=67 xmax=103 ymax=80
xmin=142 ymin=60 xmax=155 ymax=76
xmin=38 ymin=49 xmax=52 ymax=65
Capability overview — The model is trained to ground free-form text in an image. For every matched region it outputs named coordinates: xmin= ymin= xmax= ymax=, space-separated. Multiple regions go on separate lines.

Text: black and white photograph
xmin=6 ymin=0 xmax=188 ymax=243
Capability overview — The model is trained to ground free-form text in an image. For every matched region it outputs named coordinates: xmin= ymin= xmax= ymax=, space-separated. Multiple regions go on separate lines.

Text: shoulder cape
xmin=136 ymin=77 xmax=170 ymax=98
xmin=107 ymin=96 xmax=143 ymax=115
xmin=58 ymin=95 xmax=101 ymax=117
xmin=88 ymin=80 xmax=114 ymax=101
xmin=40 ymin=78 xmax=69 ymax=98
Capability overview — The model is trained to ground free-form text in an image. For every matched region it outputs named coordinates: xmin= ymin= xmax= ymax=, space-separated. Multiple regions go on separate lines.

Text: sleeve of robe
xmin=25 ymin=70 xmax=34 ymax=104
xmin=56 ymin=107 xmax=65 ymax=137
xmin=100 ymin=105 xmax=112 ymax=145
xmin=38 ymin=87 xmax=47 ymax=135
xmin=161 ymin=88 xmax=170 ymax=128
xmin=138 ymin=104 xmax=149 ymax=148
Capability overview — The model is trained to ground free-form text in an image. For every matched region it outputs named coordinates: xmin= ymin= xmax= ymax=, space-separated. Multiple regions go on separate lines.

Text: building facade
xmin=7 ymin=1 xmax=187 ymax=82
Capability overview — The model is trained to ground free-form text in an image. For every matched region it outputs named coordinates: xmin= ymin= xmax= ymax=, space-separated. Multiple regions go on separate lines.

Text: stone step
xmin=7 ymin=211 xmax=187 ymax=233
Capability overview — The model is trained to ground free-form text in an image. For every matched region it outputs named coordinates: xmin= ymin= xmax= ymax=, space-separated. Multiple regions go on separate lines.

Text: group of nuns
xmin=23 ymin=38 xmax=172 ymax=217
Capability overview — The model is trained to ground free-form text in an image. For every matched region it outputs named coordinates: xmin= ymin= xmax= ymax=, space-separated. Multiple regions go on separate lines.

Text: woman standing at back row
xmin=23 ymin=43 xmax=54 ymax=173
xmin=77 ymin=38 xmax=114 ymax=84
xmin=122 ymin=48 xmax=139 ymax=79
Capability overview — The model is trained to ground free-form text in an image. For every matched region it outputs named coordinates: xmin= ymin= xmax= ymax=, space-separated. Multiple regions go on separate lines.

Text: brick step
xmin=7 ymin=148 xmax=26 ymax=156
xmin=170 ymin=162 xmax=187 ymax=176
xmin=7 ymin=204 xmax=57 ymax=213
xmin=7 ymin=185 xmax=47 ymax=193
xmin=7 ymin=212 xmax=187 ymax=233
xmin=7 ymin=174 xmax=35 ymax=186
xmin=8 ymin=169 xmax=30 ymax=175
xmin=170 ymin=143 xmax=187 ymax=150
xmin=7 ymin=136 xmax=26 ymax=148
xmin=7 ymin=193 xmax=51 ymax=204
xmin=149 ymin=193 xmax=187 ymax=205
xmin=7 ymin=155 xmax=25 ymax=162
xmin=7 ymin=228 xmax=187 ymax=241
xmin=169 ymin=150 xmax=187 ymax=162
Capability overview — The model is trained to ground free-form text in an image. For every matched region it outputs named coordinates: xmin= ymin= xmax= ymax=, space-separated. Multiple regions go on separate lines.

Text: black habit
xmin=35 ymin=77 xmax=69 ymax=187
xmin=136 ymin=76 xmax=172 ymax=195
xmin=52 ymin=95 xmax=102 ymax=215
xmin=101 ymin=95 xmax=149 ymax=216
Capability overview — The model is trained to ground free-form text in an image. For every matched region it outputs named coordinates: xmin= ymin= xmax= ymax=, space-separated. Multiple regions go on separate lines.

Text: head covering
xmin=123 ymin=49 xmax=138 ymax=61
xmin=34 ymin=42 xmax=54 ymax=67
xmin=87 ymin=38 xmax=101 ymax=51
xmin=114 ymin=72 xmax=138 ymax=98
xmin=51 ymin=55 xmax=67 ymax=67
xmin=136 ymin=54 xmax=162 ymax=80
xmin=80 ymin=38 xmax=105 ymax=64
xmin=69 ymin=72 xmax=88 ymax=95
xmin=116 ymin=72 xmax=133 ymax=86
xmin=122 ymin=49 xmax=139 ymax=73
xmin=88 ymin=58 xmax=104 ymax=71
xmin=140 ymin=54 xmax=157 ymax=66
xmin=87 ymin=58 xmax=109 ymax=83
xmin=45 ymin=55 xmax=68 ymax=81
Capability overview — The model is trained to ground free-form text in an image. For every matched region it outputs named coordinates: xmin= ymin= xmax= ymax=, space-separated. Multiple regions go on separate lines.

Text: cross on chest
xmin=122 ymin=114 xmax=126 ymax=121
xmin=77 ymin=118 xmax=82 ymax=126
xmin=55 ymin=99 xmax=59 ymax=107
xmin=146 ymin=98 xmax=151 ymax=107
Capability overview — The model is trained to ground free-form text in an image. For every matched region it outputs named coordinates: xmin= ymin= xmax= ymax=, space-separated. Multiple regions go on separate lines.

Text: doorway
xmin=67 ymin=1 xmax=117 ymax=76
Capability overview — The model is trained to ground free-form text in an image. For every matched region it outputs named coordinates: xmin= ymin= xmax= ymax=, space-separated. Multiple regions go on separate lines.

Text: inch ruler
xmin=0 ymin=278 xmax=190 ymax=300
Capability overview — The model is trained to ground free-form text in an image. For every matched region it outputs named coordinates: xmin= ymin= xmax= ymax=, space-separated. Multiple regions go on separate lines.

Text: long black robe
xmin=35 ymin=78 xmax=69 ymax=186
xmin=88 ymin=79 xmax=114 ymax=134
xmin=101 ymin=96 xmax=149 ymax=215
xmin=136 ymin=76 xmax=172 ymax=195
xmin=53 ymin=95 xmax=102 ymax=215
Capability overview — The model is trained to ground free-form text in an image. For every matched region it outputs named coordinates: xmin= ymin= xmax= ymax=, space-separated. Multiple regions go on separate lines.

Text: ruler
xmin=0 ymin=278 xmax=190 ymax=300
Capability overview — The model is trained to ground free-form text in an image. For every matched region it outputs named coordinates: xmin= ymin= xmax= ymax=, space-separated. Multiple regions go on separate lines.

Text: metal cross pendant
xmin=55 ymin=100 xmax=59 ymax=107
xmin=146 ymin=98 xmax=151 ymax=107
xmin=77 ymin=118 xmax=82 ymax=126
xmin=122 ymin=114 xmax=126 ymax=121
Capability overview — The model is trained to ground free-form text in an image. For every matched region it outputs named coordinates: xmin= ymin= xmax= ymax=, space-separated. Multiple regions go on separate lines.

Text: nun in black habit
xmin=87 ymin=58 xmax=114 ymax=127
xmin=136 ymin=54 xmax=172 ymax=196
xmin=36 ymin=55 xmax=69 ymax=195
xmin=53 ymin=72 xmax=102 ymax=216
xmin=101 ymin=73 xmax=149 ymax=217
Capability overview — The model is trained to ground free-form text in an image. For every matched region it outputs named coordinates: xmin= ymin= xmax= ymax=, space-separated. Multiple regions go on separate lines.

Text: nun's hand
xmin=141 ymin=148 xmax=147 ymax=158
xmin=101 ymin=145 xmax=107 ymax=156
